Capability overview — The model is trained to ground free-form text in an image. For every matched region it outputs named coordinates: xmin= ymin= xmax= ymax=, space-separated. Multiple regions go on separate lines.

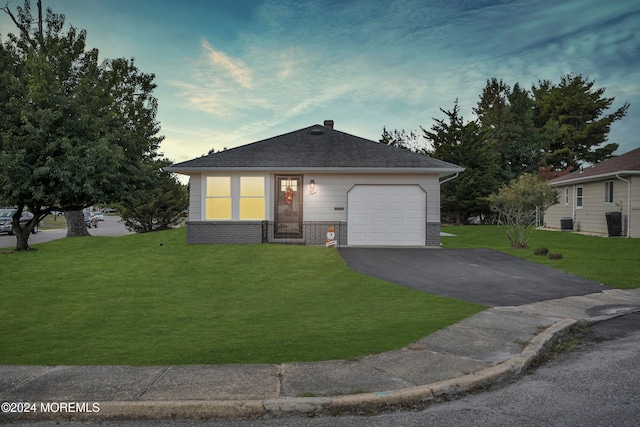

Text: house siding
xmin=546 ymin=176 xmax=639 ymax=237
xmin=186 ymin=172 xmax=443 ymax=245
xmin=545 ymin=186 xmax=575 ymax=230
xmin=301 ymin=173 xmax=440 ymax=223
xmin=187 ymin=174 xmax=201 ymax=222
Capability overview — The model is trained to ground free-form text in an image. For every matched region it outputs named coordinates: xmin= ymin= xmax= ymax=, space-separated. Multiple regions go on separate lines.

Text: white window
xmin=576 ymin=185 xmax=583 ymax=208
xmin=604 ymin=181 xmax=614 ymax=203
xmin=206 ymin=177 xmax=231 ymax=220
xmin=240 ymin=177 xmax=265 ymax=220
xmin=205 ymin=176 xmax=265 ymax=220
xmin=564 ymin=187 xmax=569 ymax=205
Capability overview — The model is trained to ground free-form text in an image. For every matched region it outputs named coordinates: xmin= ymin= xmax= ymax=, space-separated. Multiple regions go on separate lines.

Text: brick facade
xmin=186 ymin=221 xmax=263 ymax=244
xmin=187 ymin=221 xmax=347 ymax=245
xmin=186 ymin=221 xmax=440 ymax=246
xmin=426 ymin=222 xmax=441 ymax=247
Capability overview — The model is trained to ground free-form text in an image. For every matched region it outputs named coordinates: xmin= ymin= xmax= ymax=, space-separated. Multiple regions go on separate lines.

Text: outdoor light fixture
xmin=309 ymin=179 xmax=316 ymax=195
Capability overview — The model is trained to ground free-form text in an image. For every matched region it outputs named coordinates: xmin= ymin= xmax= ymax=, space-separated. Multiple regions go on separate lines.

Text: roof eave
xmin=165 ymin=166 xmax=465 ymax=176
xmin=549 ymin=170 xmax=640 ymax=186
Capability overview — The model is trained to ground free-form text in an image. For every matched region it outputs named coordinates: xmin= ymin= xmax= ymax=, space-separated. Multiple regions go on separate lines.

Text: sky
xmin=1 ymin=0 xmax=639 ymax=166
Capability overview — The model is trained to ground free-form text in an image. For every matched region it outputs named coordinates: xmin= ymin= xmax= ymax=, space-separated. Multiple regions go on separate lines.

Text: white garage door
xmin=347 ymin=185 xmax=426 ymax=246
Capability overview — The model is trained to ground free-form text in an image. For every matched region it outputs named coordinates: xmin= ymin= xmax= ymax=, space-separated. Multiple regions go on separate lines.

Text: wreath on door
xmin=285 ymin=186 xmax=294 ymax=205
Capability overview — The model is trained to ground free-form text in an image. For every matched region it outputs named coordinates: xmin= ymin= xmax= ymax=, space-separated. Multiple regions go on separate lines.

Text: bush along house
xmin=166 ymin=120 xmax=464 ymax=246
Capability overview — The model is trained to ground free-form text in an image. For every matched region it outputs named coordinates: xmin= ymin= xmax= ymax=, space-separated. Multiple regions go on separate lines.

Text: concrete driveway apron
xmin=338 ymin=248 xmax=609 ymax=306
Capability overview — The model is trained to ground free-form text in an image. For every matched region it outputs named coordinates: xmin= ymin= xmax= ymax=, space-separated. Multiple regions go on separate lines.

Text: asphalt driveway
xmin=338 ymin=248 xmax=609 ymax=306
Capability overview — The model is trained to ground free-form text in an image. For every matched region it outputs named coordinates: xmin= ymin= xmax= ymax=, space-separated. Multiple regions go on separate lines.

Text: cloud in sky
xmin=200 ymin=40 xmax=253 ymax=89
xmin=1 ymin=0 xmax=638 ymax=162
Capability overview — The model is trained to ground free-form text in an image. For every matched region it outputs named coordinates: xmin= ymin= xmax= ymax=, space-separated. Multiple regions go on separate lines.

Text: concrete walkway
xmin=2 ymin=288 xmax=640 ymax=421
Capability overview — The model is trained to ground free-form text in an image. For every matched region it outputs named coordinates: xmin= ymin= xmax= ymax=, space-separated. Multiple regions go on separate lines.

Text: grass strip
xmin=441 ymin=225 xmax=640 ymax=289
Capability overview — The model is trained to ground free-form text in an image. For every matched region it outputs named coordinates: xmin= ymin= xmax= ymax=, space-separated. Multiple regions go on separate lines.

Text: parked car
xmin=0 ymin=209 xmax=39 ymax=235
xmin=84 ymin=211 xmax=98 ymax=228
xmin=91 ymin=212 xmax=105 ymax=221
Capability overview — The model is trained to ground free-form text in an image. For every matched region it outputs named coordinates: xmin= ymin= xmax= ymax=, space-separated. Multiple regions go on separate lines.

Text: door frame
xmin=274 ymin=174 xmax=303 ymax=238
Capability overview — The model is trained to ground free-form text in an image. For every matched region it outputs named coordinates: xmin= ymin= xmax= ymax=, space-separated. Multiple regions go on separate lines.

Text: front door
xmin=275 ymin=175 xmax=303 ymax=238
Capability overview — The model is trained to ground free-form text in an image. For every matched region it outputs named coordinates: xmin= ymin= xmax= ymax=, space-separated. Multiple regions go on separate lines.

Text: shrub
xmin=534 ymin=247 xmax=549 ymax=256
xmin=119 ymin=165 xmax=189 ymax=233
xmin=548 ymin=253 xmax=564 ymax=260
xmin=488 ymin=174 xmax=559 ymax=249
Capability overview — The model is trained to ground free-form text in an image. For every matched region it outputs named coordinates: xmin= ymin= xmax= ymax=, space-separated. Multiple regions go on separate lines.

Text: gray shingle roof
xmin=168 ymin=124 xmax=462 ymax=172
xmin=549 ymin=147 xmax=640 ymax=185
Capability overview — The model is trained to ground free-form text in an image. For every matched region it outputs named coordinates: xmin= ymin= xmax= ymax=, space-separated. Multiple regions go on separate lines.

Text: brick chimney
xmin=323 ymin=120 xmax=334 ymax=129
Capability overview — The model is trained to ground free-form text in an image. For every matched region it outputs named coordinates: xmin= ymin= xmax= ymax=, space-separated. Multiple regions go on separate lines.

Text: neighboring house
xmin=545 ymin=147 xmax=640 ymax=237
xmin=166 ymin=121 xmax=463 ymax=246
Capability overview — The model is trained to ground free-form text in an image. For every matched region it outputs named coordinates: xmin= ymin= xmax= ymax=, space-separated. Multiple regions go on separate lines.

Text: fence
xmin=262 ymin=221 xmax=347 ymax=246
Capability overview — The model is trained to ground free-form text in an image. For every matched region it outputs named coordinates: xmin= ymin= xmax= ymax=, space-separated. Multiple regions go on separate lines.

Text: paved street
xmin=0 ymin=215 xmax=132 ymax=250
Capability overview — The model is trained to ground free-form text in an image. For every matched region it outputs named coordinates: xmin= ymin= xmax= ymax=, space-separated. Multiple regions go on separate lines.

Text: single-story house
xmin=166 ymin=120 xmax=463 ymax=246
xmin=545 ymin=147 xmax=640 ymax=237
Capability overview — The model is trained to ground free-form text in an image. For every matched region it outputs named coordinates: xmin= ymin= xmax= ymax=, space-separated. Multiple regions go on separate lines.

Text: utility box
xmin=605 ymin=212 xmax=622 ymax=237
xmin=560 ymin=217 xmax=573 ymax=231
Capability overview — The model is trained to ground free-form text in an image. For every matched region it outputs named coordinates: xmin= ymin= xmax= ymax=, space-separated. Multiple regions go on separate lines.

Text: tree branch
xmin=1 ymin=0 xmax=38 ymax=49
xmin=37 ymin=0 xmax=42 ymax=40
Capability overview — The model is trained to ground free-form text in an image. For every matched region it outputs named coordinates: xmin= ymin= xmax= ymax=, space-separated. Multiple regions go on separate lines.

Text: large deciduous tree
xmin=532 ymin=73 xmax=629 ymax=171
xmin=0 ymin=0 xmax=163 ymax=250
xmin=423 ymin=100 xmax=500 ymax=224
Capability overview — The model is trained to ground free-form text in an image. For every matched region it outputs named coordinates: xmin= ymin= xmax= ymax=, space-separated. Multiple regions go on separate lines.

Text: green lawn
xmin=441 ymin=225 xmax=640 ymax=289
xmin=38 ymin=214 xmax=68 ymax=230
xmin=0 ymin=228 xmax=485 ymax=365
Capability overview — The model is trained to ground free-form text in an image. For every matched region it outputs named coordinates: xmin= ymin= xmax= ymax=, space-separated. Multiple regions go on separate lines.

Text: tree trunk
xmin=12 ymin=224 xmax=31 ymax=251
xmin=65 ymin=209 xmax=91 ymax=237
xmin=11 ymin=208 xmax=37 ymax=251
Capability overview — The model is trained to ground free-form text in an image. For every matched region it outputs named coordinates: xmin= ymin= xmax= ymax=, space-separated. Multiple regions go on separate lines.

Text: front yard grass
xmin=38 ymin=214 xmax=68 ymax=230
xmin=442 ymin=225 xmax=640 ymax=289
xmin=0 ymin=228 xmax=486 ymax=365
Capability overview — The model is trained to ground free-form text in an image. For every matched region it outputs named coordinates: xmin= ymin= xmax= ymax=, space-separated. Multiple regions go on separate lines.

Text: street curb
xmin=3 ymin=319 xmax=579 ymax=421
xmin=296 ymin=318 xmax=579 ymax=417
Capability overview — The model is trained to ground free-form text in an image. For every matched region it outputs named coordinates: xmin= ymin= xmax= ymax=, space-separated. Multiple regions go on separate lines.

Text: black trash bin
xmin=605 ymin=212 xmax=622 ymax=237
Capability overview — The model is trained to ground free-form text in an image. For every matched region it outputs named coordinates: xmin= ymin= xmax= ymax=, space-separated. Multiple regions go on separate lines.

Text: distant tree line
xmin=381 ymin=74 xmax=629 ymax=224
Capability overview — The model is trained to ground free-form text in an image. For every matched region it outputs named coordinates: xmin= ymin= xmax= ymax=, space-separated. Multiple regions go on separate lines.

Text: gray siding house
xmin=545 ymin=147 xmax=640 ymax=237
xmin=166 ymin=121 xmax=463 ymax=246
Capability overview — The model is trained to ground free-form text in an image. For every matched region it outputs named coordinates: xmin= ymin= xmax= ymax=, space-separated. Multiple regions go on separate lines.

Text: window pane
xmin=206 ymin=198 xmax=231 ymax=220
xmin=280 ymin=179 xmax=298 ymax=192
xmin=241 ymin=177 xmax=264 ymax=197
xmin=576 ymin=186 xmax=583 ymax=207
xmin=240 ymin=198 xmax=265 ymax=220
xmin=605 ymin=182 xmax=613 ymax=202
xmin=206 ymin=177 xmax=230 ymax=197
